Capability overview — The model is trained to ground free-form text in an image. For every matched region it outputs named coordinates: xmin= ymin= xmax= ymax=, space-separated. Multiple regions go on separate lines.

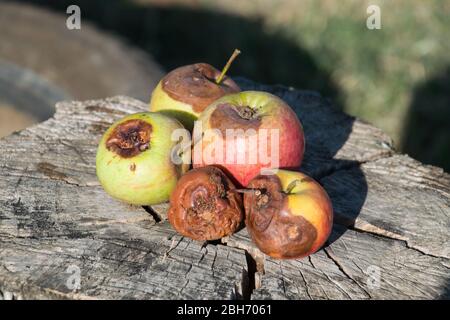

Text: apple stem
xmin=285 ymin=179 xmax=303 ymax=194
xmin=234 ymin=188 xmax=261 ymax=196
xmin=216 ymin=49 xmax=241 ymax=85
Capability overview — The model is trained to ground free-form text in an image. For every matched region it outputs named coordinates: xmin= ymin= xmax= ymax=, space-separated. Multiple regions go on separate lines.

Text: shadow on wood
xmin=401 ymin=66 xmax=450 ymax=173
xmin=442 ymin=278 xmax=450 ymax=299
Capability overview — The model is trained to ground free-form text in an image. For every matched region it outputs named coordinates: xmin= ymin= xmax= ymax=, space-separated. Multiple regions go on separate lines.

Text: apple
xmin=168 ymin=166 xmax=244 ymax=240
xmin=149 ymin=50 xmax=241 ymax=131
xmin=96 ymin=112 xmax=189 ymax=205
xmin=192 ymin=90 xmax=305 ymax=187
xmin=243 ymin=170 xmax=333 ymax=259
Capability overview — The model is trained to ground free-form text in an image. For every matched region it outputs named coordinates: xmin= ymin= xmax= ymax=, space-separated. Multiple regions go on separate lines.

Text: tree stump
xmin=0 ymin=78 xmax=448 ymax=299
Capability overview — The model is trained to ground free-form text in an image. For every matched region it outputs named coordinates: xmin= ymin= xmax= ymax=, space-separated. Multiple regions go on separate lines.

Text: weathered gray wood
xmin=0 ymin=97 xmax=247 ymax=299
xmin=225 ymin=226 xmax=449 ymax=300
xmin=322 ymin=154 xmax=450 ymax=259
xmin=1 ymin=80 xmax=449 ymax=299
xmin=0 ymin=224 xmax=249 ymax=299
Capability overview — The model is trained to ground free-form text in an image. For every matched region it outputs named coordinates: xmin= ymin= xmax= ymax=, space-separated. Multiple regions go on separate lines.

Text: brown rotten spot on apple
xmin=168 ymin=166 xmax=244 ymax=241
xmin=210 ymin=103 xmax=262 ymax=133
xmin=149 ymin=49 xmax=242 ymax=131
xmin=97 ymin=112 xmax=188 ymax=206
xmin=162 ymin=63 xmax=240 ymax=113
xmin=244 ymin=170 xmax=333 ymax=259
xmin=105 ymin=119 xmax=152 ymax=158
xmin=193 ymin=91 xmax=305 ymax=187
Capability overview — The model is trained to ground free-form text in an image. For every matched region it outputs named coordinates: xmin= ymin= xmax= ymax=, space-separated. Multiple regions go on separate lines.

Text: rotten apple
xmin=243 ymin=170 xmax=333 ymax=259
xmin=96 ymin=112 xmax=190 ymax=205
xmin=168 ymin=166 xmax=244 ymax=241
xmin=193 ymin=91 xmax=305 ymax=187
xmin=149 ymin=50 xmax=241 ymax=131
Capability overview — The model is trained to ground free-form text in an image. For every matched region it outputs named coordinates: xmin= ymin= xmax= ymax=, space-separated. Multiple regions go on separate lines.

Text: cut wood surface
xmin=0 ymin=79 xmax=448 ymax=299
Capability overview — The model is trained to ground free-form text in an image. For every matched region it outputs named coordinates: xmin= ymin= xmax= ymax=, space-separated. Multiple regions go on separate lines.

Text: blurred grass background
xmin=10 ymin=0 xmax=450 ymax=171
xmin=174 ymin=0 xmax=450 ymax=170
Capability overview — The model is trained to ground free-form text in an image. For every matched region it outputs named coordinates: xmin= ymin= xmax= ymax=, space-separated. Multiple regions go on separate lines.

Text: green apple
xmin=96 ymin=112 xmax=189 ymax=205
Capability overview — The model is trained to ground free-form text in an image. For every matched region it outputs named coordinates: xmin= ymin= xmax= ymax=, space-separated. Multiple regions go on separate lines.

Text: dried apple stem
xmin=216 ymin=49 xmax=241 ymax=85
xmin=234 ymin=188 xmax=261 ymax=196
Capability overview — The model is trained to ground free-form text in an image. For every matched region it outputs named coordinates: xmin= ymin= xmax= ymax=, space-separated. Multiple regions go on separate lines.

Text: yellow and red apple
xmin=244 ymin=170 xmax=333 ymax=259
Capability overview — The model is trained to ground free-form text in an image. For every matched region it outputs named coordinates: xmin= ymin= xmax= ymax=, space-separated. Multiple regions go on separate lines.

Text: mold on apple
xmin=209 ymin=103 xmax=262 ymax=132
xmin=244 ymin=170 xmax=333 ymax=259
xmin=168 ymin=166 xmax=244 ymax=241
xmin=161 ymin=63 xmax=240 ymax=113
xmin=193 ymin=91 xmax=305 ymax=187
xmin=96 ymin=112 xmax=189 ymax=205
xmin=149 ymin=50 xmax=241 ymax=131
xmin=105 ymin=119 xmax=152 ymax=158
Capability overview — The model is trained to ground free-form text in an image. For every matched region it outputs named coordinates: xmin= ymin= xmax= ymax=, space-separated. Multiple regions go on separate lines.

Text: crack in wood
xmin=243 ymin=251 xmax=257 ymax=300
xmin=220 ymin=235 xmax=266 ymax=299
xmin=323 ymin=248 xmax=372 ymax=299
xmin=315 ymin=152 xmax=394 ymax=182
xmin=58 ymin=139 xmax=89 ymax=165
xmin=77 ymin=215 xmax=154 ymax=226
xmin=347 ymin=225 xmax=448 ymax=260
xmin=4 ymin=170 xmax=88 ymax=187
xmin=142 ymin=206 xmax=162 ymax=223
xmin=298 ymin=269 xmax=313 ymax=300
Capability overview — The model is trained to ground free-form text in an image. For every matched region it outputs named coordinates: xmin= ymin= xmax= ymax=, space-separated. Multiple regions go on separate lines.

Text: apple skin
xmin=168 ymin=166 xmax=244 ymax=241
xmin=244 ymin=170 xmax=333 ymax=259
xmin=193 ymin=91 xmax=305 ymax=187
xmin=96 ymin=112 xmax=190 ymax=205
xmin=149 ymin=81 xmax=198 ymax=131
xmin=149 ymin=63 xmax=240 ymax=131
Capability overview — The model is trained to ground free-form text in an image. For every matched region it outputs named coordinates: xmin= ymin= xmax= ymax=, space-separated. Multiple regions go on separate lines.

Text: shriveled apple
xmin=243 ymin=170 xmax=333 ymax=259
xmin=193 ymin=91 xmax=305 ymax=187
xmin=168 ymin=166 xmax=244 ymax=240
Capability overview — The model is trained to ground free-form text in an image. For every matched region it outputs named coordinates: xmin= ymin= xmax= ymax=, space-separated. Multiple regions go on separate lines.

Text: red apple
xmin=192 ymin=91 xmax=305 ymax=186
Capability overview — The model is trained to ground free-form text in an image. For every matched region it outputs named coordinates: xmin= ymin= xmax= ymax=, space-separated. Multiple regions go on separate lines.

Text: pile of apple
xmin=96 ymin=50 xmax=333 ymax=259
